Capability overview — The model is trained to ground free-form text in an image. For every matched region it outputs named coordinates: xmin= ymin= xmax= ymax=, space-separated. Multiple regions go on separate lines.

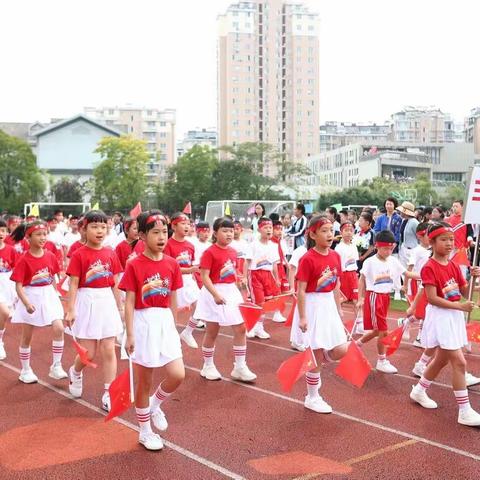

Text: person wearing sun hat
xmin=397 ymin=201 xmax=419 ymax=268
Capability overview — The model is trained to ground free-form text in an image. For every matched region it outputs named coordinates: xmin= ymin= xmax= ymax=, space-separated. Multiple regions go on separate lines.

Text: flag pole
xmin=128 ymin=356 xmax=135 ymax=403
xmin=467 ymin=233 xmax=480 ymax=323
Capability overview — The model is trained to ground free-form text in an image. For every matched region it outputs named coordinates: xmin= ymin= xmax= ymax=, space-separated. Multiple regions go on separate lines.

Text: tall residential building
xmin=84 ymin=106 xmax=176 ymax=180
xmin=465 ymin=107 xmax=480 ymax=162
xmin=177 ymin=128 xmax=217 ymax=158
xmin=217 ymin=0 xmax=320 ymax=171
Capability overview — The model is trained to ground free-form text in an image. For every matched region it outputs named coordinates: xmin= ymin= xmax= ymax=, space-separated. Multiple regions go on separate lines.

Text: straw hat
xmin=396 ymin=201 xmax=416 ymax=217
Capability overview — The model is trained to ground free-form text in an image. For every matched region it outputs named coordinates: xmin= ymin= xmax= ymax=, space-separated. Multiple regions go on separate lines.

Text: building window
xmin=159 ymin=121 xmax=166 ymax=127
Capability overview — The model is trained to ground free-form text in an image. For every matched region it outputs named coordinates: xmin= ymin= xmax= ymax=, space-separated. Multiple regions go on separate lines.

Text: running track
xmin=1 ymin=303 xmax=479 ymax=479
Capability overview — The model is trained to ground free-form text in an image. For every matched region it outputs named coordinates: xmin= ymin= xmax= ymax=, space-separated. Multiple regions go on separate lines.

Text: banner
xmin=464 ymin=166 xmax=480 ymax=224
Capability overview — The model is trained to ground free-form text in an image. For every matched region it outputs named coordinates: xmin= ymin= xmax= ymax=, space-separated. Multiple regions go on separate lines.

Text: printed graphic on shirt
xmin=31 ymin=267 xmax=53 ymax=286
xmin=220 ymin=259 xmax=236 ymax=280
xmin=373 ymin=271 xmax=393 ymax=286
xmin=14 ymin=244 xmax=24 ymax=254
xmin=255 ymin=256 xmax=271 ymax=268
xmin=442 ymin=278 xmax=461 ymax=300
xmin=344 ymin=257 xmax=357 ymax=269
xmin=85 ymin=260 xmax=112 ymax=285
xmin=0 ymin=258 xmax=12 ymax=272
xmin=142 ymin=273 xmax=171 ymax=302
xmin=316 ymin=266 xmax=337 ymax=292
xmin=176 ymin=251 xmax=192 ymax=266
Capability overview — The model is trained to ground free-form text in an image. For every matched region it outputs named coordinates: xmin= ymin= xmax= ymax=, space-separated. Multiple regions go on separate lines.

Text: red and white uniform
xmin=67 ymin=240 xmax=84 ymax=259
xmin=335 ymin=241 xmax=359 ymax=301
xmin=45 ymin=240 xmax=63 ymax=271
xmin=67 ymin=246 xmax=123 ymax=339
xmin=192 ymin=239 xmax=211 ymax=288
xmin=5 ymin=236 xmax=29 ymax=255
xmin=361 ymin=255 xmax=405 ymax=331
xmin=11 ymin=251 xmax=63 ymax=326
xmin=246 ymin=240 xmax=280 ymax=304
xmin=291 ymin=248 xmax=346 ymax=350
xmin=120 ymin=254 xmax=183 ymax=367
xmin=420 ymin=258 xmax=468 ymax=349
xmin=0 ymin=244 xmax=18 ymax=307
xmin=115 ymin=240 xmax=145 ymax=271
xmin=407 ymin=244 xmax=430 ymax=317
xmin=194 ymin=244 xmax=244 ymax=326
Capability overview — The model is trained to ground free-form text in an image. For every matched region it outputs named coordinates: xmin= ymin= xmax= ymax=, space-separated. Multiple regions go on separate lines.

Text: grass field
xmin=389 ymin=298 xmax=480 ymax=321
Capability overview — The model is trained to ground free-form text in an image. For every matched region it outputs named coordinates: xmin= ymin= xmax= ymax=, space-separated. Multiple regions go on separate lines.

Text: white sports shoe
xmin=49 ymin=363 xmax=68 ymax=380
xmin=151 ymin=407 xmax=168 ymax=431
xmin=304 ymin=395 xmax=332 ymax=414
xmin=68 ymin=366 xmax=83 ymax=398
xmin=413 ymin=338 xmax=423 ymax=348
xmin=253 ymin=324 xmax=271 ymax=340
xmin=410 ymin=386 xmax=438 ymax=409
xmin=376 ymin=359 xmax=398 ymax=374
xmin=458 ymin=407 xmax=480 ymax=427
xmin=465 ymin=372 xmax=480 ymax=387
xmin=412 ymin=361 xmax=426 ymax=378
xmin=101 ymin=392 xmax=111 ymax=412
xmin=246 ymin=328 xmax=256 ymax=338
xmin=272 ymin=311 xmax=286 ymax=323
xmin=196 ymin=320 xmax=205 ymax=329
xmin=291 ymin=342 xmax=306 ymax=352
xmin=180 ymin=330 xmax=198 ymax=349
xmin=139 ymin=431 xmax=164 ymax=451
xmin=19 ymin=368 xmax=38 ymax=384
xmin=231 ymin=364 xmax=257 ymax=382
xmin=200 ymin=364 xmax=222 ymax=381
xmin=0 ymin=341 xmax=6 ymax=360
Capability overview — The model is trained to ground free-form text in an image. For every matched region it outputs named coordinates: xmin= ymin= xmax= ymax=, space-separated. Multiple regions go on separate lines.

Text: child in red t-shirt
xmin=10 ymin=222 xmax=65 ymax=384
xmin=193 ymin=217 xmax=256 ymax=383
xmin=120 ymin=210 xmax=184 ymax=451
xmin=115 ymin=217 xmax=145 ymax=271
xmin=65 ymin=210 xmax=123 ymax=412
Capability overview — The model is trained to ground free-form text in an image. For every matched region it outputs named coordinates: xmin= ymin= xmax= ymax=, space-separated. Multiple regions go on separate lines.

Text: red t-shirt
xmin=5 ymin=236 xmax=29 ymax=255
xmin=45 ymin=240 xmax=63 ymax=270
xmin=119 ymin=253 xmax=183 ymax=309
xmin=164 ymin=238 xmax=195 ymax=268
xmin=200 ymin=244 xmax=237 ymax=284
xmin=115 ymin=240 xmax=145 ymax=270
xmin=11 ymin=251 xmax=59 ymax=287
xmin=67 ymin=240 xmax=85 ymax=258
xmin=421 ymin=258 xmax=466 ymax=302
xmin=67 ymin=246 xmax=121 ymax=288
xmin=0 ymin=244 xmax=18 ymax=272
xmin=296 ymin=248 xmax=341 ymax=293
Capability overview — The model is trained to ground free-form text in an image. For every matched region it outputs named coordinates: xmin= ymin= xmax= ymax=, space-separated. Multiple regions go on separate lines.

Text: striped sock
xmin=306 ymin=372 xmax=321 ymax=399
xmin=135 ymin=407 xmax=152 ymax=434
xmin=419 ymin=353 xmax=431 ymax=366
xmin=52 ymin=341 xmax=64 ymax=365
xmin=151 ymin=383 xmax=171 ymax=411
xmin=378 ymin=354 xmax=386 ymax=362
xmin=417 ymin=375 xmax=432 ymax=392
xmin=202 ymin=346 xmax=215 ymax=367
xmin=184 ymin=318 xmax=198 ymax=335
xmin=0 ymin=328 xmax=5 ymax=342
xmin=233 ymin=345 xmax=247 ymax=368
xmin=104 ymin=383 xmax=110 ymax=393
xmin=454 ymin=389 xmax=470 ymax=412
xmin=19 ymin=347 xmax=31 ymax=370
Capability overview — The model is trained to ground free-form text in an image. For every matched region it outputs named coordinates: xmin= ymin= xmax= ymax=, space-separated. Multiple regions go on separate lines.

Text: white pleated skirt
xmin=0 ymin=271 xmax=17 ymax=308
xmin=70 ymin=287 xmax=123 ymax=340
xmin=132 ymin=307 xmax=183 ymax=368
xmin=290 ymin=291 xmax=347 ymax=351
xmin=12 ymin=285 xmax=63 ymax=327
xmin=193 ymin=283 xmax=244 ymax=326
xmin=421 ymin=304 xmax=468 ymax=350
xmin=177 ymin=273 xmax=200 ymax=308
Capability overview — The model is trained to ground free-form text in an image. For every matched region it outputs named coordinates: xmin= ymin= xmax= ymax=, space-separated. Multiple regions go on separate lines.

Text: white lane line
xmin=0 ymin=361 xmax=246 ymax=480
xmin=184 ymin=365 xmax=480 ymax=463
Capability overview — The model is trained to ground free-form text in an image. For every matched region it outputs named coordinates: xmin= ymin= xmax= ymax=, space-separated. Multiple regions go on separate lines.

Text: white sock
xmin=184 ymin=318 xmax=197 ymax=335
xmin=0 ymin=328 xmax=5 ymax=342
xmin=306 ymin=372 xmax=321 ymax=398
xmin=454 ymin=389 xmax=470 ymax=412
xmin=52 ymin=340 xmax=64 ymax=365
xmin=104 ymin=383 xmax=110 ymax=393
xmin=233 ymin=345 xmax=247 ymax=368
xmin=151 ymin=383 xmax=171 ymax=410
xmin=419 ymin=353 xmax=431 ymax=366
xmin=136 ymin=407 xmax=152 ymax=434
xmin=19 ymin=347 xmax=31 ymax=370
xmin=202 ymin=346 xmax=215 ymax=367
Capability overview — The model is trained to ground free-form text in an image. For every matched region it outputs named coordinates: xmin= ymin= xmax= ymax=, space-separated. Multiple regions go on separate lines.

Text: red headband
xmin=308 ymin=217 xmax=332 ymax=233
xmin=26 ymin=223 xmax=47 ymax=237
xmin=146 ymin=214 xmax=167 ymax=225
xmin=340 ymin=222 xmax=354 ymax=231
xmin=171 ymin=215 xmax=189 ymax=225
xmin=376 ymin=241 xmax=395 ymax=247
xmin=428 ymin=226 xmax=453 ymax=239
xmin=258 ymin=220 xmax=273 ymax=229
xmin=196 ymin=227 xmax=210 ymax=233
xmin=416 ymin=229 xmax=428 ymax=237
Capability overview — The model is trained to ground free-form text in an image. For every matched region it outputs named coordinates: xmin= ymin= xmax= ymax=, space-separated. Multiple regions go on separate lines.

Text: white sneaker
xmin=101 ymin=392 xmax=111 ymax=412
xmin=200 ymin=364 xmax=222 ymax=381
xmin=412 ymin=362 xmax=426 ymax=378
xmin=413 ymin=338 xmax=423 ymax=348
xmin=304 ymin=395 xmax=332 ymax=414
xmin=410 ymin=386 xmax=438 ymax=409
xmin=68 ymin=366 xmax=83 ymax=398
xmin=19 ymin=368 xmax=38 ymax=384
xmin=253 ymin=324 xmax=271 ymax=340
xmin=376 ymin=359 xmax=398 ymax=374
xmin=49 ymin=363 xmax=68 ymax=380
xmin=151 ymin=407 xmax=168 ymax=431
xmin=458 ymin=407 xmax=480 ymax=427
xmin=246 ymin=329 xmax=256 ymax=339
xmin=272 ymin=311 xmax=286 ymax=323
xmin=465 ymin=372 xmax=480 ymax=387
xmin=291 ymin=342 xmax=306 ymax=352
xmin=139 ymin=431 xmax=164 ymax=451
xmin=196 ymin=320 xmax=205 ymax=329
xmin=231 ymin=364 xmax=257 ymax=382
xmin=0 ymin=341 xmax=6 ymax=360
xmin=180 ymin=330 xmax=198 ymax=349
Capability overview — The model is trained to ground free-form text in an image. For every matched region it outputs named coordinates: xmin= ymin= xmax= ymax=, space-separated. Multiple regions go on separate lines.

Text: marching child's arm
xmin=124 ymin=291 xmax=135 ymax=354
xmin=201 ymin=269 xmax=225 ymax=305
xmin=64 ymin=276 xmax=79 ymax=326
xmin=288 ymin=265 xmax=297 ymax=291
xmin=333 ymin=282 xmax=343 ymax=318
xmin=244 ymin=259 xmax=251 ymax=280
xmin=297 ymin=281 xmax=308 ymax=332
xmin=272 ymin=261 xmax=280 ymax=285
xmin=16 ymin=282 xmax=34 ymax=314
xmin=112 ymin=273 xmax=123 ymax=313
xmin=170 ymin=290 xmax=179 ymax=324
xmin=425 ymin=284 xmax=474 ymax=312
xmin=356 ymin=274 xmax=366 ymax=309
xmin=460 ymin=266 xmax=480 ymax=298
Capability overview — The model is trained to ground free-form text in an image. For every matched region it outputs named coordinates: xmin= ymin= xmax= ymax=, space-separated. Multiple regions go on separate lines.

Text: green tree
xmin=51 ymin=176 xmax=84 ymax=203
xmin=0 ymin=129 xmax=45 ymax=213
xmin=411 ymin=173 xmax=437 ymax=206
xmin=92 ymin=136 xmax=149 ymax=211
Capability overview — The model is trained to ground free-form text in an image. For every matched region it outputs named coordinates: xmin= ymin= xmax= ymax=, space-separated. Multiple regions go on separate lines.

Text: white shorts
xmin=0 ymin=271 xmax=17 ymax=308
xmin=132 ymin=307 xmax=183 ymax=368
xmin=421 ymin=304 xmax=468 ymax=350
xmin=12 ymin=285 xmax=63 ymax=327
xmin=193 ymin=283 xmax=244 ymax=326
xmin=177 ymin=274 xmax=200 ymax=309
xmin=290 ymin=291 xmax=347 ymax=350
xmin=70 ymin=287 xmax=123 ymax=340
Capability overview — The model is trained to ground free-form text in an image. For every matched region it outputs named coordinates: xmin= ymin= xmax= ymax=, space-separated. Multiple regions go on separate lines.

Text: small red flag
xmin=381 ymin=326 xmax=404 ymax=356
xmin=335 ymin=342 xmax=372 ymax=388
xmin=277 ymin=347 xmax=317 ymax=392
xmin=239 ymin=302 xmax=263 ymax=332
xmin=452 ymin=248 xmax=470 ymax=267
xmin=72 ymin=338 xmax=98 ymax=368
xmin=183 ymin=202 xmax=192 ymax=215
xmin=263 ymin=295 xmax=288 ymax=313
xmin=129 ymin=202 xmax=142 ymax=219
xmin=466 ymin=323 xmax=480 ymax=343
xmin=105 ymin=369 xmax=133 ymax=422
xmin=284 ymin=296 xmax=297 ymax=327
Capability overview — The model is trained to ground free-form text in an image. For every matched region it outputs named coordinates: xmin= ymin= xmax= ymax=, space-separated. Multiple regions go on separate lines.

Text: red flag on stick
xmin=105 ymin=368 xmax=133 ymax=422
xmin=452 ymin=248 xmax=470 ymax=267
xmin=277 ymin=347 xmax=317 ymax=392
xmin=335 ymin=342 xmax=372 ymax=388
xmin=263 ymin=295 xmax=288 ymax=313
xmin=284 ymin=296 xmax=297 ymax=327
xmin=72 ymin=337 xmax=98 ymax=368
xmin=183 ymin=202 xmax=192 ymax=215
xmin=239 ymin=302 xmax=263 ymax=332
xmin=129 ymin=202 xmax=142 ymax=219
xmin=466 ymin=322 xmax=480 ymax=343
xmin=381 ymin=326 xmax=404 ymax=356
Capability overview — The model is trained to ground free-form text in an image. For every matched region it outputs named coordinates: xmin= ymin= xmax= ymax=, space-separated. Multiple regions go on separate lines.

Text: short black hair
xmin=375 ymin=229 xmax=395 ymax=243
xmin=0 ymin=220 xmax=7 ymax=229
xmin=84 ymin=210 xmax=108 ymax=225
xmin=384 ymin=197 xmax=398 ymax=209
xmin=360 ymin=212 xmax=373 ymax=225
xmin=453 ymin=200 xmax=463 ymax=206
xmin=54 ymin=209 xmax=63 ymax=215
xmin=273 ymin=220 xmax=283 ymax=227
xmin=137 ymin=209 xmax=167 ymax=234
xmin=423 ymin=207 xmax=433 ymax=216
xmin=416 ymin=222 xmax=430 ymax=233
xmin=296 ymin=203 xmax=306 ymax=215
xmin=269 ymin=213 xmax=280 ymax=222
xmin=196 ymin=221 xmax=210 ymax=229
xmin=213 ymin=217 xmax=234 ymax=231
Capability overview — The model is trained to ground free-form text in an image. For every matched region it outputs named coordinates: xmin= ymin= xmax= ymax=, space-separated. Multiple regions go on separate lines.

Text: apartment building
xmin=177 ymin=128 xmax=217 ymax=158
xmin=465 ymin=107 xmax=480 ymax=162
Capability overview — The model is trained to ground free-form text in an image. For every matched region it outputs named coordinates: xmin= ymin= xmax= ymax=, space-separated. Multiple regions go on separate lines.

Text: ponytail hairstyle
xmin=83 ymin=209 xmax=108 ymax=225
xmin=306 ymin=214 xmax=331 ymax=250
xmin=137 ymin=209 xmax=167 ymax=234
xmin=212 ymin=216 xmax=234 ymax=244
